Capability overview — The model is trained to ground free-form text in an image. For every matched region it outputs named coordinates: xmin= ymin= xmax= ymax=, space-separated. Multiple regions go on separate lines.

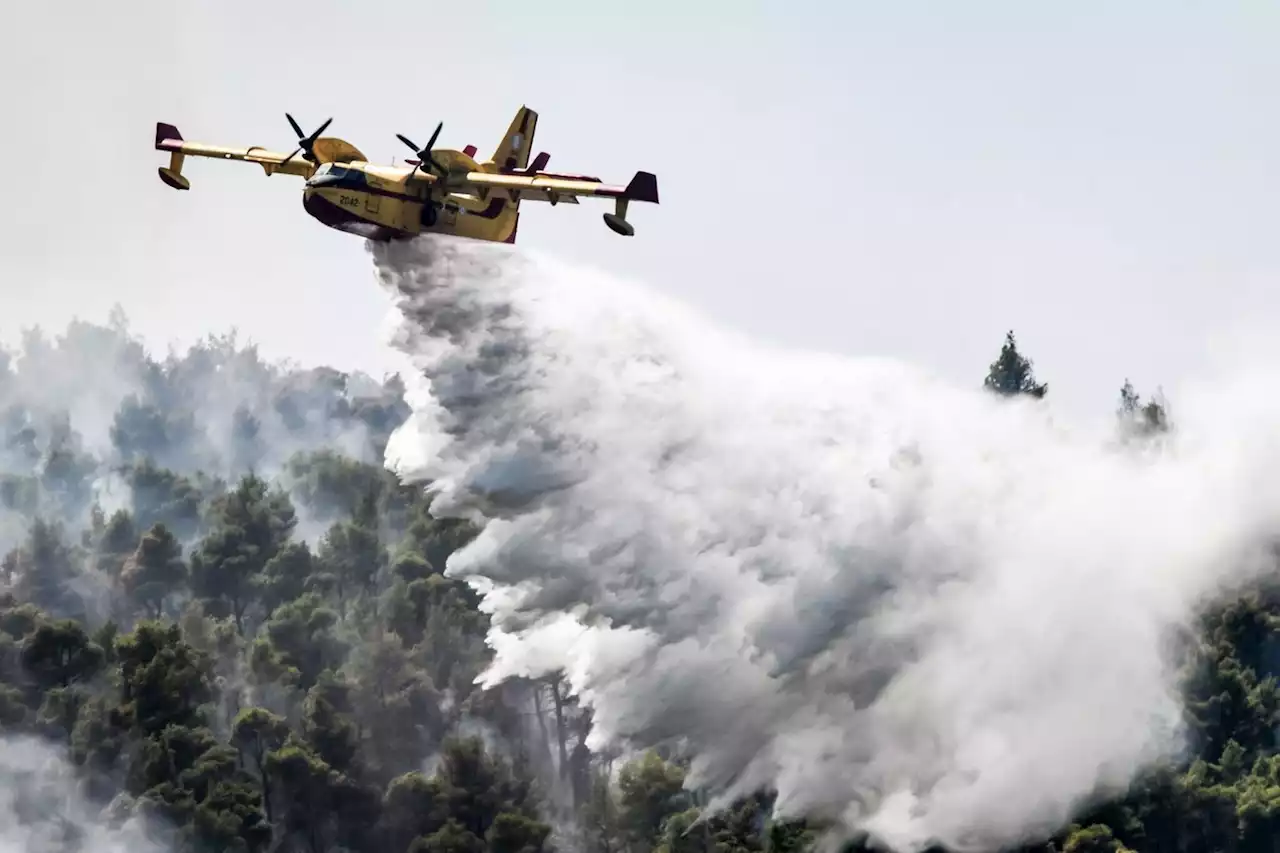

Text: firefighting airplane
xmin=153 ymin=106 xmax=659 ymax=244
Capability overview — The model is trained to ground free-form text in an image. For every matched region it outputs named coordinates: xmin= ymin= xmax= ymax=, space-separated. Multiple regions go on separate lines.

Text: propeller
xmin=280 ymin=113 xmax=333 ymax=167
xmin=396 ymin=121 xmax=448 ymax=179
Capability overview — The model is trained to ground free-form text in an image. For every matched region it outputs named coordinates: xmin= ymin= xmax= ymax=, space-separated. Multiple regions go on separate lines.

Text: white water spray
xmin=372 ymin=234 xmax=1280 ymax=852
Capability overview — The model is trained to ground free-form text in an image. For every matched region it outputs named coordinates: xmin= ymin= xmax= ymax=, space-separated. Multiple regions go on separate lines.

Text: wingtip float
xmin=153 ymin=105 xmax=659 ymax=245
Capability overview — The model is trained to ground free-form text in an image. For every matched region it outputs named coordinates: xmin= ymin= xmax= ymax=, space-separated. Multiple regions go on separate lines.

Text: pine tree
xmin=983 ymin=330 xmax=1048 ymax=398
xmin=1117 ymin=378 xmax=1170 ymax=439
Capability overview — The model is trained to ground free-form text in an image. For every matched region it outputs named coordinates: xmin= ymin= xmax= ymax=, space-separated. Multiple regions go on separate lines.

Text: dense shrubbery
xmin=0 ymin=319 xmax=1275 ymax=853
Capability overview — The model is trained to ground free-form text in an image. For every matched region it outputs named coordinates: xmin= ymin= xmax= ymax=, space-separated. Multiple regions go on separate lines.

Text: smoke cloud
xmin=0 ymin=311 xmax=407 ymax=559
xmin=0 ymin=736 xmax=165 ymax=853
xmin=372 ymin=235 xmax=1280 ymax=852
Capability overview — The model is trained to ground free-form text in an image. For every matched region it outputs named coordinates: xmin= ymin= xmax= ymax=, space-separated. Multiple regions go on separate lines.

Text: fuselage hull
xmin=300 ymin=159 xmax=518 ymax=244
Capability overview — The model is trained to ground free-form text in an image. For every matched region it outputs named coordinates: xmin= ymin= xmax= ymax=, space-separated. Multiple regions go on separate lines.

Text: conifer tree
xmin=983 ymin=330 xmax=1048 ymax=398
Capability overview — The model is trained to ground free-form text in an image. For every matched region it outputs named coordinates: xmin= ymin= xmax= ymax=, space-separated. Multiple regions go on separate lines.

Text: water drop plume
xmin=371 ymin=234 xmax=1280 ymax=852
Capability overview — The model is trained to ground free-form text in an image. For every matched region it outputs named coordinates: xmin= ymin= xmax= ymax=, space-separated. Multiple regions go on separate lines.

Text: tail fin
xmin=487 ymin=106 xmax=536 ymax=245
xmin=492 ymin=106 xmax=538 ymax=171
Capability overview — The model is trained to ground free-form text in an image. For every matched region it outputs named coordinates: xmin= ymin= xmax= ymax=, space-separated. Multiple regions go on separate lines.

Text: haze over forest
xmin=0 ymin=236 xmax=1277 ymax=853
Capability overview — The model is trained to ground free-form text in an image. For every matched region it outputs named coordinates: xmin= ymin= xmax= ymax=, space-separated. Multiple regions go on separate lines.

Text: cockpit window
xmin=308 ymin=163 xmax=353 ymax=186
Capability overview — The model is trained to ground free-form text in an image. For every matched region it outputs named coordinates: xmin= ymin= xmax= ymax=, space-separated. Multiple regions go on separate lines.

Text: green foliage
xmin=1118 ymin=379 xmax=1170 ymax=440
xmin=984 ymin=330 xmax=1048 ymax=398
xmin=0 ymin=433 xmax=565 ymax=853
xmin=116 ymin=621 xmax=214 ymax=736
xmin=617 ymin=750 xmax=692 ymax=851
xmin=9 ymin=518 xmax=87 ymax=621
xmin=189 ymin=473 xmax=296 ymax=632
xmin=125 ymin=459 xmax=207 ymax=541
xmin=120 ymin=523 xmax=187 ymax=619
xmin=0 ymin=319 xmax=1272 ymax=853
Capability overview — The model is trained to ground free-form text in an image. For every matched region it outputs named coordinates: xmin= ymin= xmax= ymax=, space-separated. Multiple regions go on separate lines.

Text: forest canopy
xmin=0 ymin=317 xmax=1269 ymax=853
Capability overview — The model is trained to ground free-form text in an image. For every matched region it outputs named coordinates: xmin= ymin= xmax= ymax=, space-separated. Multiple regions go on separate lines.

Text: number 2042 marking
xmin=339 ymin=195 xmax=360 ymax=208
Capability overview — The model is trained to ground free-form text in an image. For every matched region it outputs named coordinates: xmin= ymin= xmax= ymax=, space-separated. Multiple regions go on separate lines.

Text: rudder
xmin=491 ymin=106 xmax=538 ymax=172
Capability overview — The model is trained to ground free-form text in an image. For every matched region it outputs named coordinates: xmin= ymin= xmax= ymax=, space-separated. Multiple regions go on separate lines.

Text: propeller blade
xmin=425 ymin=121 xmax=443 ymax=151
xmin=308 ymin=117 xmax=333 ymax=142
xmin=284 ymin=115 xmax=334 ymax=163
xmin=301 ymin=118 xmax=333 ymax=161
xmin=281 ymin=147 xmax=301 ymax=167
xmin=397 ymin=122 xmax=446 ymax=177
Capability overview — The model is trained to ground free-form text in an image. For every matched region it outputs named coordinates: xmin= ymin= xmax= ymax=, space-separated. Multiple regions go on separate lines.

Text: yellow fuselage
xmin=300 ymin=154 xmax=519 ymax=243
xmin=153 ymin=105 xmax=657 ymax=244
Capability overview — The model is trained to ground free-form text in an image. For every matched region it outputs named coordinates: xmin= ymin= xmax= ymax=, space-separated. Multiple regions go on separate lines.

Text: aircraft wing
xmin=456 ymin=170 xmax=659 ymax=207
xmin=155 ymin=122 xmax=316 ymax=179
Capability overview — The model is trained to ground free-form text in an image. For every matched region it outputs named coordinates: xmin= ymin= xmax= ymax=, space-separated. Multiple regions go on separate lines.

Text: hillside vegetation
xmin=0 ymin=319 xmax=1272 ymax=853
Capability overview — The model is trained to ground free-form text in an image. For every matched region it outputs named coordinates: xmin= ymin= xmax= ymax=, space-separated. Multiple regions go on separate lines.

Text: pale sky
xmin=4 ymin=1 xmax=1279 ymax=417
